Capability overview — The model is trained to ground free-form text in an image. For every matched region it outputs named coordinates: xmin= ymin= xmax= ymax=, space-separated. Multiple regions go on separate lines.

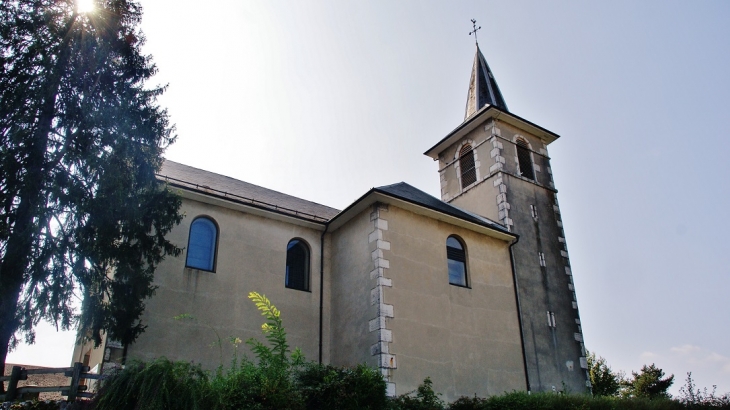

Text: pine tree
xmin=623 ymin=364 xmax=675 ymax=399
xmin=0 ymin=0 xmax=182 ymax=376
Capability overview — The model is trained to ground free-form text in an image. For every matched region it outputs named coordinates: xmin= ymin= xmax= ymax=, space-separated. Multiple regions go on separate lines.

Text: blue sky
xmin=10 ymin=0 xmax=730 ymax=396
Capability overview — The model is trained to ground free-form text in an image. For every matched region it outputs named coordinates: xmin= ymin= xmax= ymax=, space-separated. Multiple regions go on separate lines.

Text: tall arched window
xmin=186 ymin=217 xmax=218 ymax=271
xmin=459 ymin=145 xmax=477 ymax=189
xmin=286 ymin=239 xmax=310 ymax=291
xmin=446 ymin=236 xmax=468 ymax=287
xmin=516 ymin=138 xmax=535 ymax=180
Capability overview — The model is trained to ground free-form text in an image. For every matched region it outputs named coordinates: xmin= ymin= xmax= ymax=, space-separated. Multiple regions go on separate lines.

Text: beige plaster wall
xmin=70 ymin=338 xmax=105 ymax=372
xmin=329 ymin=207 xmax=379 ymax=369
xmin=127 ymin=197 xmax=329 ymax=368
xmin=383 ymin=206 xmax=525 ymax=401
xmin=439 ymin=119 xmax=554 ymax=203
xmin=438 ymin=126 xmax=492 ymax=203
xmin=495 ymin=121 xmax=552 ymax=187
xmin=450 ymin=178 xmax=501 ymax=222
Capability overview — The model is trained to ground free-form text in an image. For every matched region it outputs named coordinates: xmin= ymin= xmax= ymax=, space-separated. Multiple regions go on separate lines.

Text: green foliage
xmin=92 ymin=358 xmax=210 ymax=410
xmin=246 ymin=291 xmax=304 ymax=369
xmin=0 ymin=0 xmax=182 ymax=370
xmin=587 ymin=350 xmax=622 ymax=397
xmin=207 ymin=356 xmax=304 ymax=410
xmin=296 ymin=363 xmax=387 ymax=410
xmin=202 ymin=292 xmax=306 ymax=410
xmin=677 ymin=372 xmax=730 ymax=409
xmin=470 ymin=391 xmax=684 ymax=410
xmin=93 ymin=300 xmax=727 ymax=410
xmin=389 ymin=377 xmax=445 ymax=410
xmin=92 ymin=364 xmax=727 ymax=410
xmin=623 ymin=364 xmax=675 ymax=400
xmin=447 ymin=395 xmax=489 ymax=410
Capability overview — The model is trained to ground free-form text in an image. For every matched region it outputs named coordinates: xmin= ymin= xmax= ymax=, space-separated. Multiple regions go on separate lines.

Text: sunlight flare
xmin=77 ymin=0 xmax=95 ymax=13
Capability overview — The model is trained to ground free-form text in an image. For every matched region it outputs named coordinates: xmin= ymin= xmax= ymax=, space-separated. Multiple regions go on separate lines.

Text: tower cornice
xmin=424 ymin=105 xmax=560 ymax=160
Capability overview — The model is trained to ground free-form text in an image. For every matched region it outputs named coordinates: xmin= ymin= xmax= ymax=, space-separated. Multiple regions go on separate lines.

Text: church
xmin=73 ymin=42 xmax=590 ymax=401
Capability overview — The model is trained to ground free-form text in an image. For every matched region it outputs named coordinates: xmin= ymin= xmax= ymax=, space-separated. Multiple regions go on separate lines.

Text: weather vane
xmin=469 ymin=19 xmax=481 ymax=45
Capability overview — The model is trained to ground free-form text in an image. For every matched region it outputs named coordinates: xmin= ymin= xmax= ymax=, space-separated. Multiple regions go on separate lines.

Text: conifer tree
xmin=0 ymin=0 xmax=182 ymax=376
xmin=623 ymin=364 xmax=675 ymax=399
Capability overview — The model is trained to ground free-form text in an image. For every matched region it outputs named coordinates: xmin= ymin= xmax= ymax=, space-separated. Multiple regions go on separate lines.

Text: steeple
xmin=464 ymin=44 xmax=508 ymax=119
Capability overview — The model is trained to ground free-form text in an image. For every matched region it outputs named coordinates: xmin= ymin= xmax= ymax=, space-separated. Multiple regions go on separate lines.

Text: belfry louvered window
xmin=186 ymin=217 xmax=218 ymax=271
xmin=286 ymin=239 xmax=310 ymax=291
xmin=459 ymin=145 xmax=477 ymax=189
xmin=516 ymin=138 xmax=535 ymax=180
xmin=446 ymin=236 xmax=468 ymax=287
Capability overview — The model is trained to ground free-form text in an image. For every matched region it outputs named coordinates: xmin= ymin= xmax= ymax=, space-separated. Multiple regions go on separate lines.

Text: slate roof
xmin=158 ymin=161 xmax=510 ymax=236
xmin=373 ymin=182 xmax=512 ymax=235
xmin=464 ymin=45 xmax=508 ymax=119
xmin=158 ymin=160 xmax=340 ymax=223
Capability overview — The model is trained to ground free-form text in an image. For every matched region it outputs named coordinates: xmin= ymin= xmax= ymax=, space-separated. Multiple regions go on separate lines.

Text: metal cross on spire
xmin=469 ymin=19 xmax=481 ymax=45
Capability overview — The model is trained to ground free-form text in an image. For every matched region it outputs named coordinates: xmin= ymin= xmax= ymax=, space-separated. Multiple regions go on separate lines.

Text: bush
xmin=452 ymin=391 xmax=685 ymax=410
xmin=296 ymin=363 xmax=387 ymax=410
xmin=677 ymin=372 xmax=730 ymax=409
xmin=207 ymin=357 xmax=303 ymax=410
xmin=389 ymin=377 xmax=445 ymax=410
xmin=92 ymin=358 xmax=210 ymax=410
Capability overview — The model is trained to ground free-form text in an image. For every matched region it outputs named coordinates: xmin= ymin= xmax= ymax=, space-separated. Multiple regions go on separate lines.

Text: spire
xmin=464 ymin=25 xmax=508 ymax=119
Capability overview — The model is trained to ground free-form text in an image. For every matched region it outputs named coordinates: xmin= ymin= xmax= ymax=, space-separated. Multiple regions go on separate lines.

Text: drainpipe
xmin=318 ymin=223 xmax=329 ymax=364
xmin=509 ymin=236 xmax=530 ymax=392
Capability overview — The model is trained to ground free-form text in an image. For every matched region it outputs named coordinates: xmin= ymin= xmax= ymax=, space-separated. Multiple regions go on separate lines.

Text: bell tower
xmin=424 ymin=39 xmax=590 ymax=393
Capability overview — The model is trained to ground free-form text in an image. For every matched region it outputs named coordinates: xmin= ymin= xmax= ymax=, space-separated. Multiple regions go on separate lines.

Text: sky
xmin=9 ymin=0 xmax=730 ymax=396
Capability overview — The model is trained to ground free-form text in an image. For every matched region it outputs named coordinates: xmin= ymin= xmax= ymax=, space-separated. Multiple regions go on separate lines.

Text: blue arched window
xmin=186 ymin=217 xmax=218 ymax=271
xmin=286 ymin=239 xmax=310 ymax=291
xmin=447 ymin=236 xmax=468 ymax=287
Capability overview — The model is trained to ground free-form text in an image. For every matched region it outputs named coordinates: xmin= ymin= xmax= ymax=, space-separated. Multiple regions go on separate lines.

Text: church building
xmin=73 ymin=42 xmax=590 ymax=400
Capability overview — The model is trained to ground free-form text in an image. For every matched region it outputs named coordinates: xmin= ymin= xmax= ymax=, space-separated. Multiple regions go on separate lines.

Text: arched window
xmin=286 ymin=239 xmax=310 ymax=291
xmin=446 ymin=236 xmax=468 ymax=287
xmin=186 ymin=217 xmax=218 ymax=271
xmin=459 ymin=145 xmax=477 ymax=189
xmin=516 ymin=138 xmax=535 ymax=180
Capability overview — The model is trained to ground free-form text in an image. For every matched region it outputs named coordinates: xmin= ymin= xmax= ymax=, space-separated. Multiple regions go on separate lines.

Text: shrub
xmin=296 ymin=363 xmax=387 ymax=410
xmin=677 ymin=372 xmax=730 ymax=409
xmin=92 ymin=358 xmax=210 ymax=410
xmin=389 ymin=377 xmax=445 ymax=410
xmin=207 ymin=357 xmax=303 ymax=410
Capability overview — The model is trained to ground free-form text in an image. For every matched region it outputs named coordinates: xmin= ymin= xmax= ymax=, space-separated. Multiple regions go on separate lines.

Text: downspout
xmin=318 ymin=223 xmax=329 ymax=364
xmin=509 ymin=236 xmax=531 ymax=392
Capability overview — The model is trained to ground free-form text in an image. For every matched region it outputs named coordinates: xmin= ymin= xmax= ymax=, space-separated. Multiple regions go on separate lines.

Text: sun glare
xmin=77 ymin=0 xmax=95 ymax=13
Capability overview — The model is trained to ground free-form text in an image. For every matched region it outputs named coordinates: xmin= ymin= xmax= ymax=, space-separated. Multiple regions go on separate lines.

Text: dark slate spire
xmin=464 ymin=44 xmax=508 ymax=119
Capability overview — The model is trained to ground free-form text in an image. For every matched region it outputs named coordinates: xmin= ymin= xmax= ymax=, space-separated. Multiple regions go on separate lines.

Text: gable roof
xmin=158 ymin=161 xmax=514 ymax=240
xmin=328 ymin=182 xmax=515 ymax=240
xmin=158 ymin=160 xmax=340 ymax=223
xmin=373 ymin=182 xmax=512 ymax=235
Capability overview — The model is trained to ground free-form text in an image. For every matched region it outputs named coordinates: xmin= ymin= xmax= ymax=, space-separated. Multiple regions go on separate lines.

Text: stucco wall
xmin=433 ymin=114 xmax=589 ymax=393
xmin=382 ymin=206 xmax=525 ymax=401
xmin=329 ymin=207 xmax=379 ymax=369
xmin=439 ymin=120 xmax=554 ymax=205
xmin=127 ymin=196 xmax=328 ymax=368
